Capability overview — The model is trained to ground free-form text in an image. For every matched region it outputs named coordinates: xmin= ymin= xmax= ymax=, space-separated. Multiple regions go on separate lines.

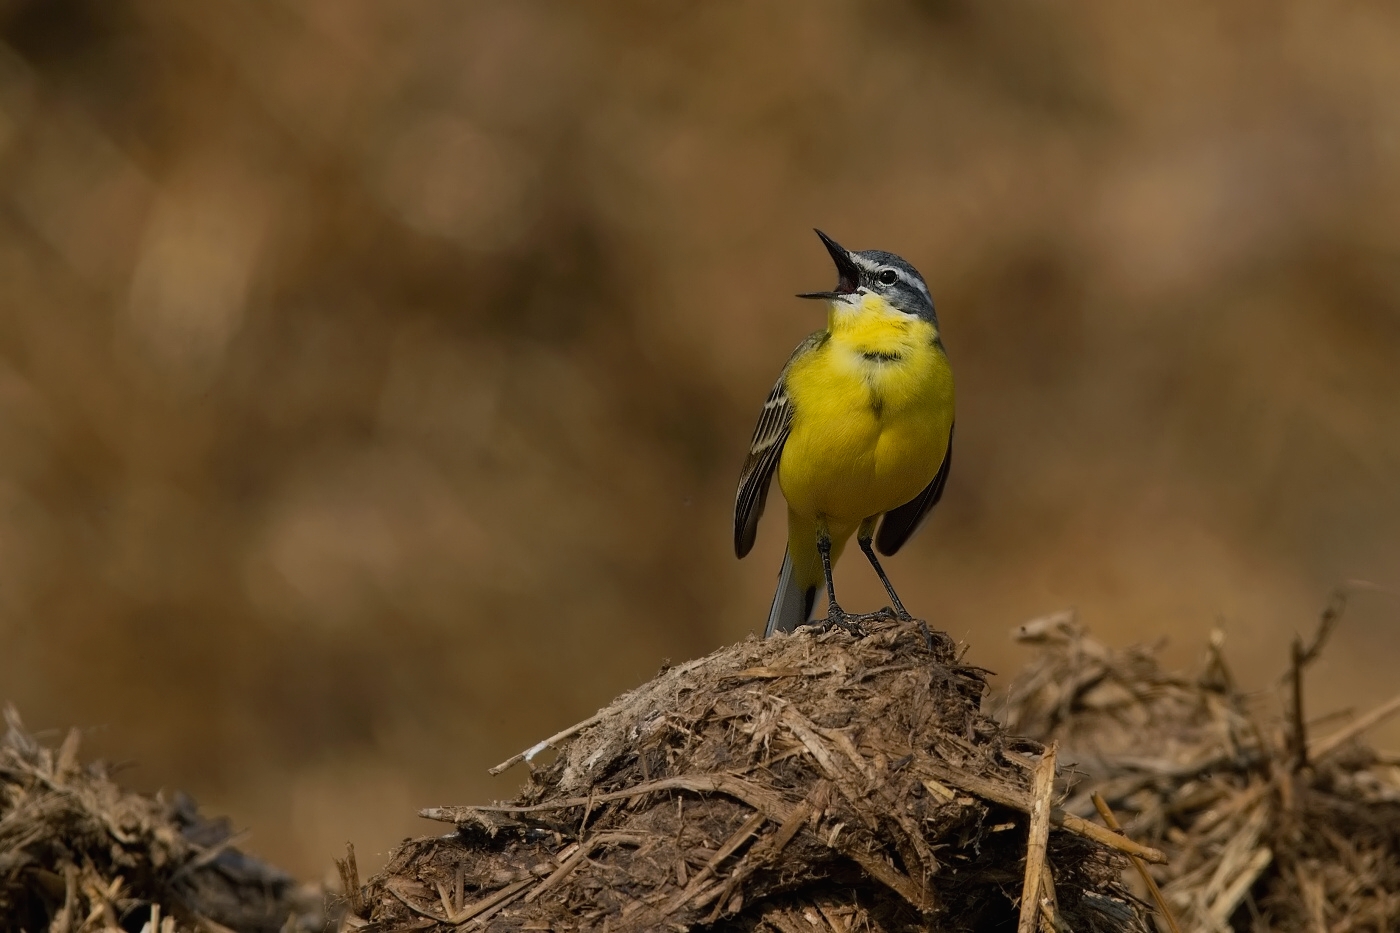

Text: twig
xmin=1093 ymin=793 xmax=1182 ymax=933
xmin=578 ymin=790 xmax=596 ymax=837
xmin=1056 ymin=809 xmax=1167 ymax=864
xmin=489 ymin=656 xmax=721 ymax=776
xmin=334 ymin=843 xmax=363 ymax=917
xmin=1037 ymin=897 xmax=1064 ymax=933
xmin=525 ymin=833 xmax=642 ymax=905
xmin=384 ymin=878 xmax=446 ymax=923
xmin=1017 ymin=741 xmax=1057 ymax=933
xmin=488 ymin=710 xmax=607 ymax=775
xmin=1208 ymin=847 xmax=1272 ymax=927
xmin=843 ymin=847 xmax=934 ymax=912
xmin=1296 ymin=586 xmax=1350 ymax=669
xmin=782 ymin=708 xmax=900 ymax=847
xmin=51 ymin=863 xmax=76 ymax=933
xmin=458 ymin=877 xmax=533 ymax=927
xmin=1291 ymin=581 xmax=1394 ymax=671
xmin=665 ymin=811 xmax=766 ymax=913
xmin=701 ymin=849 xmax=763 ymax=922
xmin=766 ymin=797 xmax=817 ymax=859
xmin=54 ymin=727 xmax=81 ymax=781
xmin=78 ymin=870 xmax=123 ymax=930
xmin=1309 ymin=691 xmax=1400 ymax=762
xmin=694 ymin=790 xmax=826 ymax=925
xmin=917 ymin=754 xmax=1169 ymax=863
xmin=1196 ymin=805 xmax=1267 ymax=923
xmin=1289 ymin=636 xmax=1308 ymax=770
xmin=918 ymin=745 xmax=1170 ymax=862
xmin=1201 ymin=627 xmax=1237 ymax=695
xmin=423 ymin=773 xmax=796 ymax=826
xmin=781 ymin=710 xmax=849 ymax=787
xmin=1190 ymin=781 xmax=1268 ymax=837
xmin=702 ymin=800 xmax=805 ymax=925
xmin=1038 ymin=850 xmax=1066 ymax=931
xmin=1284 ymin=580 xmax=1395 ymax=685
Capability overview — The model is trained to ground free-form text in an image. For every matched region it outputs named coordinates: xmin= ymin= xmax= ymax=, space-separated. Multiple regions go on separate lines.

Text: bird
xmin=734 ymin=230 xmax=955 ymax=637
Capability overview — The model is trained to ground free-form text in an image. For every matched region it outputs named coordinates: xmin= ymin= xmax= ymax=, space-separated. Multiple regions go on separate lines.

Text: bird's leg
xmin=816 ymin=521 xmax=861 ymax=635
xmin=858 ymin=519 xmax=911 ymax=620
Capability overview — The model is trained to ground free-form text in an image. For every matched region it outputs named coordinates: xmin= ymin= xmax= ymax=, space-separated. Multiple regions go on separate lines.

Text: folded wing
xmin=734 ymin=377 xmax=791 ymax=558
xmin=734 ymin=334 xmax=824 ymax=558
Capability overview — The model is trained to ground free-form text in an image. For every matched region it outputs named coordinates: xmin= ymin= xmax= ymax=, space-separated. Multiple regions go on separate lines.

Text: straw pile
xmin=0 ymin=707 xmax=322 ymax=933
xmin=347 ymin=615 xmax=1154 ymax=932
xmin=999 ymin=597 xmax=1400 ymax=932
xmin=11 ymin=597 xmax=1392 ymax=932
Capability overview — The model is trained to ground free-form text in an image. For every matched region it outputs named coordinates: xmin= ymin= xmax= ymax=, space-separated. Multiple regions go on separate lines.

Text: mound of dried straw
xmin=9 ymin=593 xmax=1396 ymax=933
xmin=349 ymin=617 xmax=1153 ymax=932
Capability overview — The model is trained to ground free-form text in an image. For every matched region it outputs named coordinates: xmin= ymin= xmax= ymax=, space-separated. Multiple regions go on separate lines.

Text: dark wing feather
xmin=875 ymin=422 xmax=954 ymax=556
xmin=733 ymin=378 xmax=791 ymax=558
xmin=734 ymin=334 xmax=822 ymax=558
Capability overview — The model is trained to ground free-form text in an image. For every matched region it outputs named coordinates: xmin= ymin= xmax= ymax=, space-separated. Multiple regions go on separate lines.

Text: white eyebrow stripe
xmin=888 ymin=266 xmax=929 ymax=301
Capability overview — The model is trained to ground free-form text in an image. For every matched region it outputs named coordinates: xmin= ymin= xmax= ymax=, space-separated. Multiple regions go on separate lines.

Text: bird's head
xmin=798 ymin=229 xmax=936 ymax=325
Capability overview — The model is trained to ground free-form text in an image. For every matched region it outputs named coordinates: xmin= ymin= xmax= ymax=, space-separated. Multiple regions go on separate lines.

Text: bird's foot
xmin=817 ymin=607 xmax=873 ymax=636
xmin=818 ymin=606 xmax=867 ymax=638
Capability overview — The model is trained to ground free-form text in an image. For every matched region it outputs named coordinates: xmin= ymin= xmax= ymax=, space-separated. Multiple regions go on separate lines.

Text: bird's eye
xmin=877 ymin=269 xmax=899 ymax=286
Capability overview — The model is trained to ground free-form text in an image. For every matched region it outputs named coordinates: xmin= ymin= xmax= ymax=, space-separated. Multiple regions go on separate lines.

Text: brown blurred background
xmin=1 ymin=0 xmax=1398 ymax=880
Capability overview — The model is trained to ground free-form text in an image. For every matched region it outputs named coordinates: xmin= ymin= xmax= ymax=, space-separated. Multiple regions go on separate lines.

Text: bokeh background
xmin=2 ymin=0 xmax=1398 ymax=880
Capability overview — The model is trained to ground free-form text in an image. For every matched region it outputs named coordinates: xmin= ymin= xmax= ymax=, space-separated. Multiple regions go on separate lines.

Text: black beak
xmin=797 ymin=229 xmax=861 ymax=300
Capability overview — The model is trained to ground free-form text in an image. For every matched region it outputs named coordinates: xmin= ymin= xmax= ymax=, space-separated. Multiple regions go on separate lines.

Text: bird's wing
xmin=874 ymin=422 xmax=954 ymax=556
xmin=734 ymin=333 xmax=823 ymax=558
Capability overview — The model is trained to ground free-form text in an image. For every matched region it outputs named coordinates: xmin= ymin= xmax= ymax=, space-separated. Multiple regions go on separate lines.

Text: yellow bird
xmin=735 ymin=230 xmax=955 ymax=636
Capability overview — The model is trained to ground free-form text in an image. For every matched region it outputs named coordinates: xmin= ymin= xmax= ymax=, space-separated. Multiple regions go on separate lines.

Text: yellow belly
xmin=778 ymin=323 xmax=954 ymax=528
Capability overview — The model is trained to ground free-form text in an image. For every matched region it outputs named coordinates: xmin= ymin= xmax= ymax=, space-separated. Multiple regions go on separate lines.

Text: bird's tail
xmin=765 ymin=547 xmax=818 ymax=636
xmin=765 ymin=511 xmax=854 ymax=637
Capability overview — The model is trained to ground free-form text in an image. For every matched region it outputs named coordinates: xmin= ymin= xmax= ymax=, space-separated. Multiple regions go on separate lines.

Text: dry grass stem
xmin=1017 ymin=742 xmax=1058 ymax=933
xmin=1093 ymin=792 xmax=1183 ymax=933
xmin=1308 ymin=692 xmax=1400 ymax=762
xmin=488 ymin=710 xmax=611 ymax=776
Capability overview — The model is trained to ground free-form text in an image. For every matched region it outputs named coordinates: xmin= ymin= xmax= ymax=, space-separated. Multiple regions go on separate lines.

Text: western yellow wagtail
xmin=735 ymin=230 xmax=955 ymax=636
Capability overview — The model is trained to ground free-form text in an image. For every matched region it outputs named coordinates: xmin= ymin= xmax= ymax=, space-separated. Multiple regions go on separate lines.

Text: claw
xmin=818 ymin=608 xmax=868 ymax=638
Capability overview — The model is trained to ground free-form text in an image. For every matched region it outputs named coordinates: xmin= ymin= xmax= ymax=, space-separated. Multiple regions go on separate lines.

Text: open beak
xmin=796 ymin=229 xmax=861 ymax=300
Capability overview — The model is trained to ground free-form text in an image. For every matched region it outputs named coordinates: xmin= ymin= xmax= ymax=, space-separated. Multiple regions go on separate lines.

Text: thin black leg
xmin=816 ymin=523 xmax=861 ymax=634
xmin=859 ymin=531 xmax=911 ymax=619
xmin=816 ymin=526 xmax=841 ymax=617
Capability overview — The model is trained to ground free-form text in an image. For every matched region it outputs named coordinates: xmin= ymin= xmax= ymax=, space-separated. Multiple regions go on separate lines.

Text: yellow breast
xmin=778 ymin=294 xmax=955 ymax=526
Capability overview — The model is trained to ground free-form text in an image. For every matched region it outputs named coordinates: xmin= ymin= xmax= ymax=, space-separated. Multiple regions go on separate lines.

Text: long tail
xmin=765 ymin=548 xmax=817 ymax=636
